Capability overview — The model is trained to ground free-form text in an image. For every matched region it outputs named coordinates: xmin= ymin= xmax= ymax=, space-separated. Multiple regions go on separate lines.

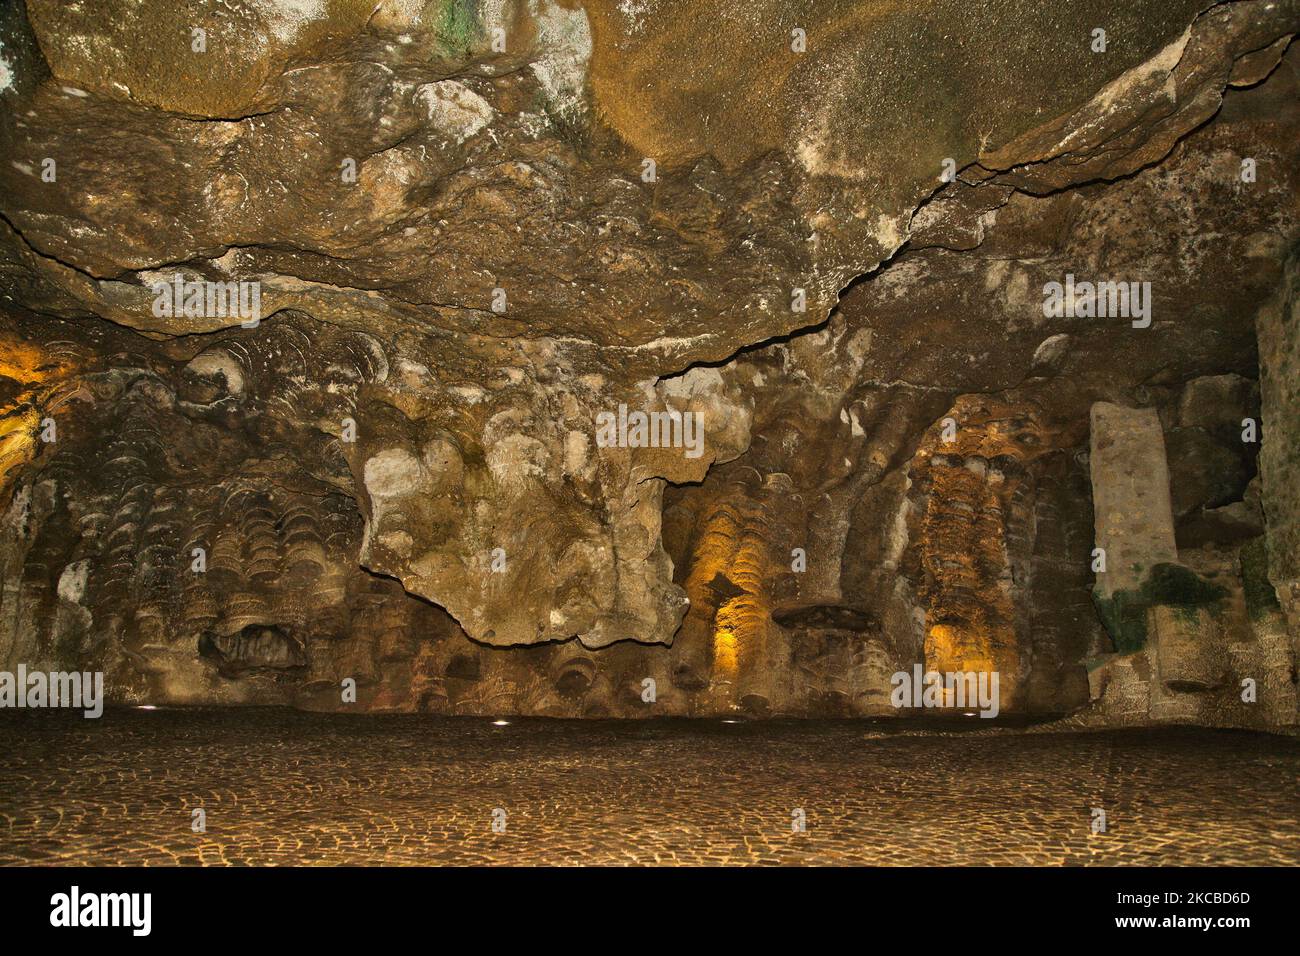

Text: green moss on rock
xmin=1092 ymin=587 xmax=1150 ymax=654
xmin=1093 ymin=562 xmax=1227 ymax=653
xmin=1144 ymin=562 xmax=1228 ymax=607
xmin=1241 ymin=537 xmax=1282 ymax=620
xmin=433 ymin=0 xmax=482 ymax=57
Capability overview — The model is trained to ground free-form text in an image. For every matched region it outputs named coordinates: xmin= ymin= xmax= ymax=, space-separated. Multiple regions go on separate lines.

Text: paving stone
xmin=0 ymin=710 xmax=1295 ymax=866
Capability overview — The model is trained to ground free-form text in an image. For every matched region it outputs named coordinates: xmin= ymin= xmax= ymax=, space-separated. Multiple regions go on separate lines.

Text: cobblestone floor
xmin=0 ymin=709 xmax=1296 ymax=865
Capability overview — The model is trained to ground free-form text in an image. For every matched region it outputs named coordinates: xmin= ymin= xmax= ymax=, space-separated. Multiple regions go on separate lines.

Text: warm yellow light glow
xmin=0 ymin=408 xmax=39 ymax=478
xmin=680 ymin=490 xmax=777 ymax=693
xmin=0 ymin=336 xmax=55 ymax=385
xmin=0 ymin=336 xmax=79 ymax=494
xmin=925 ymin=622 xmax=995 ymax=678
xmin=712 ymin=625 xmax=738 ymax=674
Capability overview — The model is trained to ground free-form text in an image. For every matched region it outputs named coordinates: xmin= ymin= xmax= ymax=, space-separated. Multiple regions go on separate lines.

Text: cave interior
xmin=0 ymin=0 xmax=1297 ymax=735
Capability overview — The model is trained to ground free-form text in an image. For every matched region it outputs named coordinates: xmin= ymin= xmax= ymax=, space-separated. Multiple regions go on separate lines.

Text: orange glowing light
xmin=712 ymin=625 xmax=738 ymax=674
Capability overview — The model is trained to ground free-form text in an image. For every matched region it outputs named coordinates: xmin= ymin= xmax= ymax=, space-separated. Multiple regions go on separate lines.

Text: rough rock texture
xmin=1082 ymin=378 xmax=1295 ymax=728
xmin=0 ymin=1 xmax=1297 ymax=721
xmin=1258 ymin=252 xmax=1300 ymax=634
xmin=1090 ymin=403 xmax=1179 ymax=601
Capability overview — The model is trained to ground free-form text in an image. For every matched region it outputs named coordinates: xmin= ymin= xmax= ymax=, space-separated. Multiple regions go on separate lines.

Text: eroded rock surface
xmin=1 ymin=0 xmax=1297 ymax=722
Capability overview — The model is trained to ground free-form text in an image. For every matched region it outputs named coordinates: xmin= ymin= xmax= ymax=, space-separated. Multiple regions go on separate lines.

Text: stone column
xmin=1089 ymin=402 xmax=1178 ymax=601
